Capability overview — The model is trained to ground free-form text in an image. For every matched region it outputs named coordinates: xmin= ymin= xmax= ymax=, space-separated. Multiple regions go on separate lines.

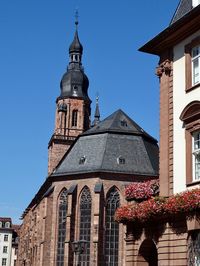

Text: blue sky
xmin=0 ymin=0 xmax=179 ymax=223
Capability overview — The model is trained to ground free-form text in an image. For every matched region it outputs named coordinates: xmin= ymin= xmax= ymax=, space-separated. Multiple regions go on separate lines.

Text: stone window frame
xmin=180 ymin=101 xmax=200 ymax=186
xmin=185 ymin=36 xmax=200 ymax=92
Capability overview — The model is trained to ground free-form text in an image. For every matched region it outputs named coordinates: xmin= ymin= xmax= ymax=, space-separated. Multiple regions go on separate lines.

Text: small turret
xmin=93 ymin=96 xmax=100 ymax=126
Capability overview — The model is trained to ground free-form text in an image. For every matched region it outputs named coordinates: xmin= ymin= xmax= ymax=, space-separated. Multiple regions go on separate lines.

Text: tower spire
xmin=93 ymin=95 xmax=100 ymax=126
xmin=48 ymin=14 xmax=91 ymax=175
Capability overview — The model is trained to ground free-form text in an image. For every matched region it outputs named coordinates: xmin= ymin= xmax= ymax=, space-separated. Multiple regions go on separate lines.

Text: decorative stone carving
xmin=156 ymin=59 xmax=172 ymax=77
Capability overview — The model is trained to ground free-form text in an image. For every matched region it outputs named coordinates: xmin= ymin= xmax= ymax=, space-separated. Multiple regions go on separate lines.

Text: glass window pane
xmin=192 ymin=46 xmax=200 ymax=85
xmin=56 ymin=189 xmax=68 ymax=266
xmin=105 ymin=187 xmax=120 ymax=266
xmin=78 ymin=187 xmax=91 ymax=265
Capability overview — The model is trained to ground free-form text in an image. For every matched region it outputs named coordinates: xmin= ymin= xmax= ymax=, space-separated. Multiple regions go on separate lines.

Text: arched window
xmin=180 ymin=101 xmax=200 ymax=184
xmin=105 ymin=187 xmax=120 ymax=265
xmin=56 ymin=189 xmax=68 ymax=266
xmin=72 ymin=110 xmax=78 ymax=127
xmin=79 ymin=187 xmax=92 ymax=265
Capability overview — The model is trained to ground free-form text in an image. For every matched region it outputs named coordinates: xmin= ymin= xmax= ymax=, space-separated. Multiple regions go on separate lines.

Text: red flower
xmin=115 ymin=188 xmax=200 ymax=224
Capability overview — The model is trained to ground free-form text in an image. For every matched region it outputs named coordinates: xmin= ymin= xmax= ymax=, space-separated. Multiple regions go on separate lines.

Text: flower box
xmin=187 ymin=215 xmax=200 ymax=231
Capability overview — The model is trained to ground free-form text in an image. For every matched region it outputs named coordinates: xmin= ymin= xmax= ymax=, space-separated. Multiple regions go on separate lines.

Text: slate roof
xmin=83 ymin=109 xmax=156 ymax=141
xmin=52 ymin=109 xmax=159 ymax=177
xmin=170 ymin=0 xmax=192 ymax=24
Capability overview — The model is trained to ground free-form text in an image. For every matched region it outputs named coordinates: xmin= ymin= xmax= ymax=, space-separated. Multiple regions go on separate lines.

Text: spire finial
xmin=75 ymin=9 xmax=79 ymax=29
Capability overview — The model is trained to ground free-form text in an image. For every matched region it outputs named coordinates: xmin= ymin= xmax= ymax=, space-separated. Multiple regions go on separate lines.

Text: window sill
xmin=186 ymin=82 xmax=200 ymax=93
xmin=186 ymin=179 xmax=200 ymax=187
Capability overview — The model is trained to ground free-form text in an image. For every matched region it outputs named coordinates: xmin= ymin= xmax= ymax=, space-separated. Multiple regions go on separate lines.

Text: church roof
xmin=52 ymin=109 xmax=159 ymax=177
xmin=170 ymin=0 xmax=192 ymax=24
xmin=84 ymin=109 xmax=156 ymax=140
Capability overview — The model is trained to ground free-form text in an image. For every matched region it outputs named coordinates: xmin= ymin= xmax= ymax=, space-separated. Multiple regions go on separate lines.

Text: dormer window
xmin=192 ymin=0 xmax=200 ymax=7
xmin=117 ymin=156 xmax=125 ymax=165
xmin=79 ymin=156 xmax=86 ymax=165
xmin=120 ymin=120 xmax=127 ymax=127
xmin=5 ymin=222 xmax=10 ymax=228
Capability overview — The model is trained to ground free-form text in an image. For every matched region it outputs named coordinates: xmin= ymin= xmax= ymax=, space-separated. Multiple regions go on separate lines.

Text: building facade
xmin=119 ymin=1 xmax=200 ymax=265
xmin=0 ymin=218 xmax=19 ymax=266
xmin=17 ymin=20 xmax=159 ymax=266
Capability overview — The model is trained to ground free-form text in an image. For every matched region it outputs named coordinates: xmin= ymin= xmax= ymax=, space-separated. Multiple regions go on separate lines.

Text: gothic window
xmin=188 ymin=231 xmax=200 ymax=266
xmin=56 ymin=189 xmax=68 ymax=266
xmin=105 ymin=187 xmax=120 ymax=266
xmin=79 ymin=187 xmax=92 ymax=266
xmin=72 ymin=110 xmax=78 ymax=127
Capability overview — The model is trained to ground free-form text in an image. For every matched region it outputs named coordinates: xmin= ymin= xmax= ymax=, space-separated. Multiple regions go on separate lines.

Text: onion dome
xmin=60 ymin=69 xmax=89 ymax=100
xmin=58 ymin=20 xmax=91 ymax=102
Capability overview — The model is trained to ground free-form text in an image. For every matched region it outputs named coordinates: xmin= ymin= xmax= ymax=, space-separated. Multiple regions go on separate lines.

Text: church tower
xmin=48 ymin=20 xmax=91 ymax=174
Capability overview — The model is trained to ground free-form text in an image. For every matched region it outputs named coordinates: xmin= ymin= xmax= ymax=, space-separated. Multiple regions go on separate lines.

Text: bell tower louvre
xmin=48 ymin=19 xmax=91 ymax=174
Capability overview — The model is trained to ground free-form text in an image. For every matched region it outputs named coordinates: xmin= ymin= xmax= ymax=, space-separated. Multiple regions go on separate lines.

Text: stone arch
xmin=137 ymin=239 xmax=158 ymax=266
xmin=180 ymin=100 xmax=200 ymax=124
xmin=106 ymin=185 xmax=121 ymax=199
xmin=57 ymin=187 xmax=68 ymax=201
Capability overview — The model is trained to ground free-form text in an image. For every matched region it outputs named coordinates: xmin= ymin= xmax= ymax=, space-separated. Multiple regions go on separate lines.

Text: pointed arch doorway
xmin=137 ymin=239 xmax=158 ymax=266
